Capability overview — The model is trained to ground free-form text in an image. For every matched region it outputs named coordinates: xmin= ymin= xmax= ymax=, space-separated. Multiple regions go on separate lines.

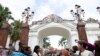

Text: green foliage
xmin=58 ymin=37 xmax=67 ymax=47
xmin=43 ymin=37 xmax=51 ymax=48
xmin=0 ymin=4 xmax=13 ymax=28
xmin=9 ymin=20 xmax=22 ymax=45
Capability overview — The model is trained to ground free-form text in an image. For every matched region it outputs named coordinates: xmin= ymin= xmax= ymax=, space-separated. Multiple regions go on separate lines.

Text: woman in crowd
xmin=77 ymin=40 xmax=94 ymax=56
xmin=33 ymin=45 xmax=44 ymax=56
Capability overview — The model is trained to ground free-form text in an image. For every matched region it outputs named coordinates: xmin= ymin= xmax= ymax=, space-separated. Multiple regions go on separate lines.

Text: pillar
xmin=77 ymin=20 xmax=88 ymax=42
xmin=0 ymin=22 xmax=9 ymax=47
xmin=20 ymin=23 xmax=29 ymax=46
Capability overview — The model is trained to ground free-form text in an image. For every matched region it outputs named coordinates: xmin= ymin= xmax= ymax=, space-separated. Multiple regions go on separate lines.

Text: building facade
xmin=5 ymin=14 xmax=100 ymax=50
xmin=28 ymin=14 xmax=100 ymax=49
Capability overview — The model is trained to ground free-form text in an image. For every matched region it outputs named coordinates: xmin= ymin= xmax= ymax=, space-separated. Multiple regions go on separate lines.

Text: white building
xmin=24 ymin=14 xmax=100 ymax=49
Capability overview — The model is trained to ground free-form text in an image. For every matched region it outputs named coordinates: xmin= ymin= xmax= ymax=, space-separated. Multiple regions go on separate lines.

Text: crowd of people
xmin=0 ymin=40 xmax=100 ymax=56
xmin=32 ymin=40 xmax=100 ymax=56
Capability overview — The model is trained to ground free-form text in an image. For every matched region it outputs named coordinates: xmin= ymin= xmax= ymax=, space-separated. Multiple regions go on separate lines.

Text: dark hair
xmin=72 ymin=46 xmax=78 ymax=53
xmin=33 ymin=45 xmax=40 ymax=55
xmin=94 ymin=40 xmax=100 ymax=56
xmin=78 ymin=41 xmax=87 ymax=49
xmin=25 ymin=47 xmax=30 ymax=51
xmin=95 ymin=40 xmax=100 ymax=50
xmin=66 ymin=48 xmax=69 ymax=51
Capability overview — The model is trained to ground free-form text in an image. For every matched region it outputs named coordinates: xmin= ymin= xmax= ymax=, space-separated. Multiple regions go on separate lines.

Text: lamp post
xmin=97 ymin=7 xmax=100 ymax=14
xmin=70 ymin=4 xmax=88 ymax=42
xmin=20 ymin=7 xmax=34 ymax=46
xmin=96 ymin=7 xmax=100 ymax=28
xmin=70 ymin=4 xmax=85 ymax=21
xmin=22 ymin=7 xmax=34 ymax=23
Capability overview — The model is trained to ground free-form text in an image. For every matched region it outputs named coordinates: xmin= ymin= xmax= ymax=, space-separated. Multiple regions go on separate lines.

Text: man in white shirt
xmin=81 ymin=50 xmax=94 ymax=56
xmin=77 ymin=40 xmax=94 ymax=56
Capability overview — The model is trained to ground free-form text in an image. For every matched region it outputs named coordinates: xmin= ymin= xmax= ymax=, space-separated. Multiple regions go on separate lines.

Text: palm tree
xmin=0 ymin=4 xmax=13 ymax=28
xmin=43 ymin=37 xmax=51 ymax=48
xmin=9 ymin=20 xmax=22 ymax=47
xmin=58 ymin=37 xmax=67 ymax=48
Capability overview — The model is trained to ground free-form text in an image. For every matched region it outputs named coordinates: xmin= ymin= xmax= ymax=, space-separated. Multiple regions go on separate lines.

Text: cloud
xmin=59 ymin=9 xmax=74 ymax=20
xmin=33 ymin=5 xmax=54 ymax=21
xmin=0 ymin=0 xmax=100 ymax=21
xmin=0 ymin=0 xmax=36 ymax=20
xmin=47 ymin=0 xmax=100 ymax=20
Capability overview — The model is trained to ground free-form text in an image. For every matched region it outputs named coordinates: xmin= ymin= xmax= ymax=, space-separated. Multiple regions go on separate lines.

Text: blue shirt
xmin=11 ymin=51 xmax=26 ymax=56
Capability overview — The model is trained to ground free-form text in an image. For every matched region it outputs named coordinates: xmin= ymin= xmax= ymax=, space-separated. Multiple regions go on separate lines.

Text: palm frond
xmin=0 ymin=4 xmax=13 ymax=28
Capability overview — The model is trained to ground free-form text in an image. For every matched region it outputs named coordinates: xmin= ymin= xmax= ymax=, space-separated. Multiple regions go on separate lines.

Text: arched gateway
xmin=38 ymin=24 xmax=71 ymax=48
xmin=28 ymin=14 xmax=99 ymax=49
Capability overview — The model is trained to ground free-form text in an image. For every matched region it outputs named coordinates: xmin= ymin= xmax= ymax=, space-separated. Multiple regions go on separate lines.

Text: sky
xmin=48 ymin=35 xmax=63 ymax=49
xmin=0 ymin=0 xmax=100 ymax=48
xmin=0 ymin=0 xmax=100 ymax=22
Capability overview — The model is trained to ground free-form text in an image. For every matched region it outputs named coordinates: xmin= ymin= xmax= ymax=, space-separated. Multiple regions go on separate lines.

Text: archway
xmin=38 ymin=27 xmax=71 ymax=48
xmin=47 ymin=35 xmax=67 ymax=49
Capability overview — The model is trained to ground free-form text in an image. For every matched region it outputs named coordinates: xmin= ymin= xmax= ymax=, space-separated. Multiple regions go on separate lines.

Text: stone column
xmin=20 ymin=23 xmax=29 ymax=46
xmin=77 ymin=20 xmax=88 ymax=42
xmin=0 ymin=22 xmax=9 ymax=47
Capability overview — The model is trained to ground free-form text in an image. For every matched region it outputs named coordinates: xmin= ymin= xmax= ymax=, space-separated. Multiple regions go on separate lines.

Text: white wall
xmin=86 ymin=31 xmax=100 ymax=45
xmin=87 ymin=35 xmax=98 ymax=45
xmin=71 ymin=35 xmax=79 ymax=46
xmin=28 ymin=35 xmax=39 ymax=50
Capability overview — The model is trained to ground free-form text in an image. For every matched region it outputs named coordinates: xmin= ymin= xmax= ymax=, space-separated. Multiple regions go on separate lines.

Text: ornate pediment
xmin=31 ymin=14 xmax=76 ymax=26
xmin=32 ymin=14 xmax=65 ymax=25
xmin=85 ymin=18 xmax=98 ymax=23
xmin=43 ymin=14 xmax=63 ymax=23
